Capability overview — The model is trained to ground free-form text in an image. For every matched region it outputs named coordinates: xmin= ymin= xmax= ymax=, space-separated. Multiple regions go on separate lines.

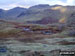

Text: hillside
xmin=0 ymin=4 xmax=75 ymax=24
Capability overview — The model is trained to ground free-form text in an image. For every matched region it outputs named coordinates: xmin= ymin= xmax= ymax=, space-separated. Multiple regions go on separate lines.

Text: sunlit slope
xmin=51 ymin=6 xmax=75 ymax=23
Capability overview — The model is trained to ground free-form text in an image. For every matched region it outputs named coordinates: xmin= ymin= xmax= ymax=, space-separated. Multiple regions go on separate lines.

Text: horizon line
xmin=0 ymin=4 xmax=75 ymax=10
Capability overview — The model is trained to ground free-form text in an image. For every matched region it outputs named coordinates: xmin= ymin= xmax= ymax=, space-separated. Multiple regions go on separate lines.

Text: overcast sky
xmin=0 ymin=0 xmax=75 ymax=10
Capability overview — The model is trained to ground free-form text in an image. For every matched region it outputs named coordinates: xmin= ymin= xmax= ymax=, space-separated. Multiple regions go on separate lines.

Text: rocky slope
xmin=0 ymin=4 xmax=75 ymax=24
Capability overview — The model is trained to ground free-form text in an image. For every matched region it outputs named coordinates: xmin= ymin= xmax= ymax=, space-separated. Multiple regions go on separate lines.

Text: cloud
xmin=45 ymin=0 xmax=75 ymax=6
xmin=67 ymin=0 xmax=75 ymax=5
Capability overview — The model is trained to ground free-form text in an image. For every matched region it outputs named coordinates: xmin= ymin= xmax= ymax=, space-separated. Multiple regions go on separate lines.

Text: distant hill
xmin=0 ymin=4 xmax=75 ymax=24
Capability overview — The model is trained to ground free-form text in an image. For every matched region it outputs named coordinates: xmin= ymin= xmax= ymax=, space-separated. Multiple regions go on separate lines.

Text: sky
xmin=0 ymin=0 xmax=75 ymax=10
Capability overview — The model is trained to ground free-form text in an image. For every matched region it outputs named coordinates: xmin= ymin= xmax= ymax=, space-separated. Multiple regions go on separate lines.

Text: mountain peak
xmin=11 ymin=7 xmax=26 ymax=10
xmin=29 ymin=4 xmax=50 ymax=9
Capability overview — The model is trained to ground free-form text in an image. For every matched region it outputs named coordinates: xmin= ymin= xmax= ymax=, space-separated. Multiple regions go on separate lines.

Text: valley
xmin=0 ymin=4 xmax=75 ymax=56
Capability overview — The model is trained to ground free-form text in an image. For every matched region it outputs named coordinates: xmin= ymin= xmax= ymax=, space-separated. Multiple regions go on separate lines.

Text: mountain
xmin=17 ymin=5 xmax=63 ymax=22
xmin=29 ymin=4 xmax=50 ymax=9
xmin=0 ymin=4 xmax=75 ymax=24
xmin=7 ymin=7 xmax=27 ymax=20
xmin=6 ymin=7 xmax=27 ymax=16
xmin=0 ymin=7 xmax=27 ymax=20
xmin=18 ymin=5 xmax=75 ymax=23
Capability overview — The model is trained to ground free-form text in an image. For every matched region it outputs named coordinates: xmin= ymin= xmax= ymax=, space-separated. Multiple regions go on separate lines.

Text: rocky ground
xmin=0 ymin=21 xmax=75 ymax=56
xmin=0 ymin=36 xmax=75 ymax=56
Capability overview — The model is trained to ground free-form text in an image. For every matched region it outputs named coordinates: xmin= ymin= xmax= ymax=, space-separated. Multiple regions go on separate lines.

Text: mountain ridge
xmin=0 ymin=4 xmax=75 ymax=24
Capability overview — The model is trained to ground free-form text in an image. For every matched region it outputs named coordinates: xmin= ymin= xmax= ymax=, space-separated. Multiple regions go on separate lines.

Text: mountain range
xmin=0 ymin=4 xmax=75 ymax=24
